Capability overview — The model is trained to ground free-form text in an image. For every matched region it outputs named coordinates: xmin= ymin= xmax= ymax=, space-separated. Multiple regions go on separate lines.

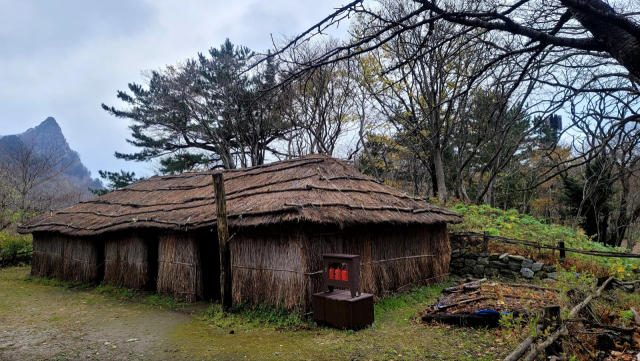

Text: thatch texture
xmin=231 ymin=224 xmax=451 ymax=311
xmin=157 ymin=233 xmax=202 ymax=302
xmin=19 ymin=155 xmax=462 ymax=237
xmin=103 ymin=232 xmax=153 ymax=290
xmin=31 ymin=232 xmax=101 ymax=283
xmin=231 ymin=226 xmax=307 ymax=309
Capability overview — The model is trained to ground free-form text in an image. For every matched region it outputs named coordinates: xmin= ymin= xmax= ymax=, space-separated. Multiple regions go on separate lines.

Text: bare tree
xmin=279 ymin=39 xmax=357 ymax=157
xmin=0 ymin=137 xmax=77 ymax=224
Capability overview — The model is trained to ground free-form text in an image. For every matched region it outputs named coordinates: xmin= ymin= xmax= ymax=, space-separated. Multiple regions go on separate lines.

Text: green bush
xmin=0 ymin=230 xmax=32 ymax=263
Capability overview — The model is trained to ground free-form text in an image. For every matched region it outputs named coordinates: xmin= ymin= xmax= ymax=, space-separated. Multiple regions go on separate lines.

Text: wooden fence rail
xmin=0 ymin=250 xmax=33 ymax=267
xmin=450 ymin=231 xmax=640 ymax=259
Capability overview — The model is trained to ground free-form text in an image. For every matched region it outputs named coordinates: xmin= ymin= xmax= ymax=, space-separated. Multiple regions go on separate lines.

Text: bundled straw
xmin=157 ymin=233 xmax=202 ymax=302
xmin=31 ymin=233 xmax=100 ymax=283
xmin=103 ymin=233 xmax=150 ymax=290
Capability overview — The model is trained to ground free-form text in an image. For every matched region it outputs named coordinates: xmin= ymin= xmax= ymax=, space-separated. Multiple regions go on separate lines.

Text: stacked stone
xmin=450 ymin=248 xmax=556 ymax=280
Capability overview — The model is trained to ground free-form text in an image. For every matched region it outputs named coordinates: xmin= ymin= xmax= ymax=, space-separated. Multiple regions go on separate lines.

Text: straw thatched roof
xmin=19 ymin=154 xmax=462 ymax=236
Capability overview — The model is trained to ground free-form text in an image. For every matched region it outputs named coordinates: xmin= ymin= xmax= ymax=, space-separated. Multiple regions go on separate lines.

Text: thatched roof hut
xmin=20 ymin=154 xmax=462 ymax=309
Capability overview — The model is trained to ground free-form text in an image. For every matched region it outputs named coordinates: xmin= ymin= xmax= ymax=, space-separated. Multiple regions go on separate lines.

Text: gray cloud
xmin=0 ymin=0 xmax=348 ymax=179
xmin=0 ymin=1 xmax=156 ymax=59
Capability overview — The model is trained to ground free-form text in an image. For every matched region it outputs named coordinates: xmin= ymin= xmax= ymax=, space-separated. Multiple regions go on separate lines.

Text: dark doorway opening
xmin=199 ymin=230 xmax=220 ymax=301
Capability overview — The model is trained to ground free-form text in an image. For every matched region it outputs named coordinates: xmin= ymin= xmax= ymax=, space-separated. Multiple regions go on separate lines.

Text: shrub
xmin=0 ymin=230 xmax=32 ymax=264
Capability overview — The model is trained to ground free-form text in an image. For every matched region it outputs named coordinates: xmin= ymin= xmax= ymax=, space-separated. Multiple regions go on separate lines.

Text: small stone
xmin=451 ymin=258 xmax=465 ymax=266
xmin=466 ymin=251 xmax=479 ymax=258
xmin=464 ymin=259 xmax=477 ymax=267
xmin=542 ymin=265 xmax=556 ymax=273
xmin=507 ymin=261 xmax=521 ymax=271
xmin=473 ymin=265 xmax=485 ymax=276
xmin=479 ymin=252 xmax=491 ymax=257
xmin=520 ymin=268 xmax=534 ymax=278
xmin=461 ymin=267 xmax=473 ymax=275
xmin=542 ymin=278 xmax=557 ymax=284
xmin=547 ymin=272 xmax=559 ymax=280
xmin=521 ymin=259 xmax=533 ymax=268
xmin=500 ymin=269 xmax=518 ymax=279
xmin=531 ymin=262 xmax=544 ymax=272
xmin=488 ymin=253 xmax=501 ymax=261
xmin=125 ymin=338 xmax=138 ymax=343
xmin=459 ymin=249 xmax=469 ymax=257
xmin=499 ymin=253 xmax=510 ymax=262
xmin=535 ymin=271 xmax=548 ymax=279
xmin=477 ymin=257 xmax=489 ymax=266
xmin=484 ymin=267 xmax=499 ymax=278
xmin=509 ymin=255 xmax=525 ymax=262
xmin=623 ymin=284 xmax=634 ymax=292
xmin=451 ymin=249 xmax=461 ymax=259
xmin=489 ymin=261 xmax=507 ymax=269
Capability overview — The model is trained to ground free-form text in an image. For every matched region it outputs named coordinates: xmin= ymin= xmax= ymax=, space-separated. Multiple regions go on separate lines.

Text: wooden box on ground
xmin=312 ymin=290 xmax=374 ymax=330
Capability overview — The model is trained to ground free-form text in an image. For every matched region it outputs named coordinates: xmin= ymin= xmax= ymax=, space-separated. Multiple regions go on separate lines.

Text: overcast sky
xmin=0 ymin=0 xmax=349 ymax=179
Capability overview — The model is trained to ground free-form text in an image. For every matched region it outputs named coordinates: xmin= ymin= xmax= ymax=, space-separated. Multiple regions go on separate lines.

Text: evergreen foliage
xmin=90 ymin=170 xmax=141 ymax=196
xmin=102 ymin=39 xmax=289 ymax=171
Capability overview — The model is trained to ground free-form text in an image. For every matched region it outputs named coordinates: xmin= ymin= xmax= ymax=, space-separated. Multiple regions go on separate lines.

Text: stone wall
xmin=450 ymin=248 xmax=556 ymax=280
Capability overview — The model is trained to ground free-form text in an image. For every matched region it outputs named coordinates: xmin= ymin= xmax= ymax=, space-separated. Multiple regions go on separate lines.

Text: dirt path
xmin=0 ymin=267 xmax=506 ymax=361
xmin=0 ymin=267 xmax=191 ymax=361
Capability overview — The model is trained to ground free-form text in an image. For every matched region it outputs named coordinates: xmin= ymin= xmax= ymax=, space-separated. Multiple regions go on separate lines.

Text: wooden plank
xmin=213 ymin=173 xmax=232 ymax=310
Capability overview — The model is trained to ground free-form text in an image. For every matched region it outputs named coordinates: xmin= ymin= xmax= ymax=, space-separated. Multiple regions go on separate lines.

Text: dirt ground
xmin=0 ymin=267 xmax=507 ymax=361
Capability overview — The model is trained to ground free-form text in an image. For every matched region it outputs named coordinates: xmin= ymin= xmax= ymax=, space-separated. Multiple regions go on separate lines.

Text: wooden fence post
xmin=558 ymin=241 xmax=566 ymax=262
xmin=213 ymin=173 xmax=232 ymax=311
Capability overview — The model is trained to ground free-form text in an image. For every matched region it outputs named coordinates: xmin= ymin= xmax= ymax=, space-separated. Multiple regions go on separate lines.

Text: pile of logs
xmin=504 ymin=277 xmax=640 ymax=361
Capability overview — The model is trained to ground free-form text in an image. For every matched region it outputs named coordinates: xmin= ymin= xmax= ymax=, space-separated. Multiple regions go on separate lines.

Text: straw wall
xmin=31 ymin=232 xmax=101 ymax=283
xmin=231 ymin=226 xmax=306 ymax=309
xmin=301 ymin=224 xmax=450 ymax=310
xmin=230 ymin=223 xmax=451 ymax=312
xmin=104 ymin=232 xmax=154 ymax=290
xmin=157 ymin=232 xmax=202 ymax=302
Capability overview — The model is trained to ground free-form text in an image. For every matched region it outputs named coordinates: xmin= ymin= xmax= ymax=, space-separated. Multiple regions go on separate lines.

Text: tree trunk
xmin=562 ymin=0 xmax=640 ymax=79
xmin=433 ymin=144 xmax=448 ymax=203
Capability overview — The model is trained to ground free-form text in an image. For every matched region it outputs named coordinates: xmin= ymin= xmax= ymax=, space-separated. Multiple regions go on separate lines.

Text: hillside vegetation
xmin=448 ymin=203 xmax=639 ymax=279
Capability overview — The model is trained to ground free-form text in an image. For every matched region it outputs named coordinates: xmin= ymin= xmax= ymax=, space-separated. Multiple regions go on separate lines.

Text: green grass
xmin=448 ymin=203 xmax=640 ymax=278
xmin=374 ymin=281 xmax=453 ymax=317
xmin=23 ymin=275 xmax=193 ymax=310
xmin=174 ymin=281 xmax=508 ymax=360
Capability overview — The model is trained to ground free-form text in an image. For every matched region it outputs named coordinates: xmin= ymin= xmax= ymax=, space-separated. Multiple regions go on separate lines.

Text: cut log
xmin=426 ymin=297 xmax=488 ymax=314
xmin=443 ymin=278 xmax=487 ymax=294
xmin=503 ymin=325 xmax=542 ymax=361
xmin=508 ymin=284 xmax=557 ymax=292
xmin=518 ymin=277 xmax=614 ymax=361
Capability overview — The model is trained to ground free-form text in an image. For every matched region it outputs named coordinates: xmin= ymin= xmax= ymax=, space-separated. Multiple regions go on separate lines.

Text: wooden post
xmin=542 ymin=305 xmax=563 ymax=357
xmin=558 ymin=241 xmax=566 ymax=262
xmin=542 ymin=305 xmax=561 ymax=331
xmin=213 ymin=173 xmax=232 ymax=310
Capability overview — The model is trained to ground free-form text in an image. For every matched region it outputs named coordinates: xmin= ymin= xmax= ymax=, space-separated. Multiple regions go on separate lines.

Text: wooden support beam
xmin=213 ymin=173 xmax=232 ymax=310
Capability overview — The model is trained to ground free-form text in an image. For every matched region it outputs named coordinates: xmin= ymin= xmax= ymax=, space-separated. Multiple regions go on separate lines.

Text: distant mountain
xmin=0 ymin=117 xmax=103 ymax=200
